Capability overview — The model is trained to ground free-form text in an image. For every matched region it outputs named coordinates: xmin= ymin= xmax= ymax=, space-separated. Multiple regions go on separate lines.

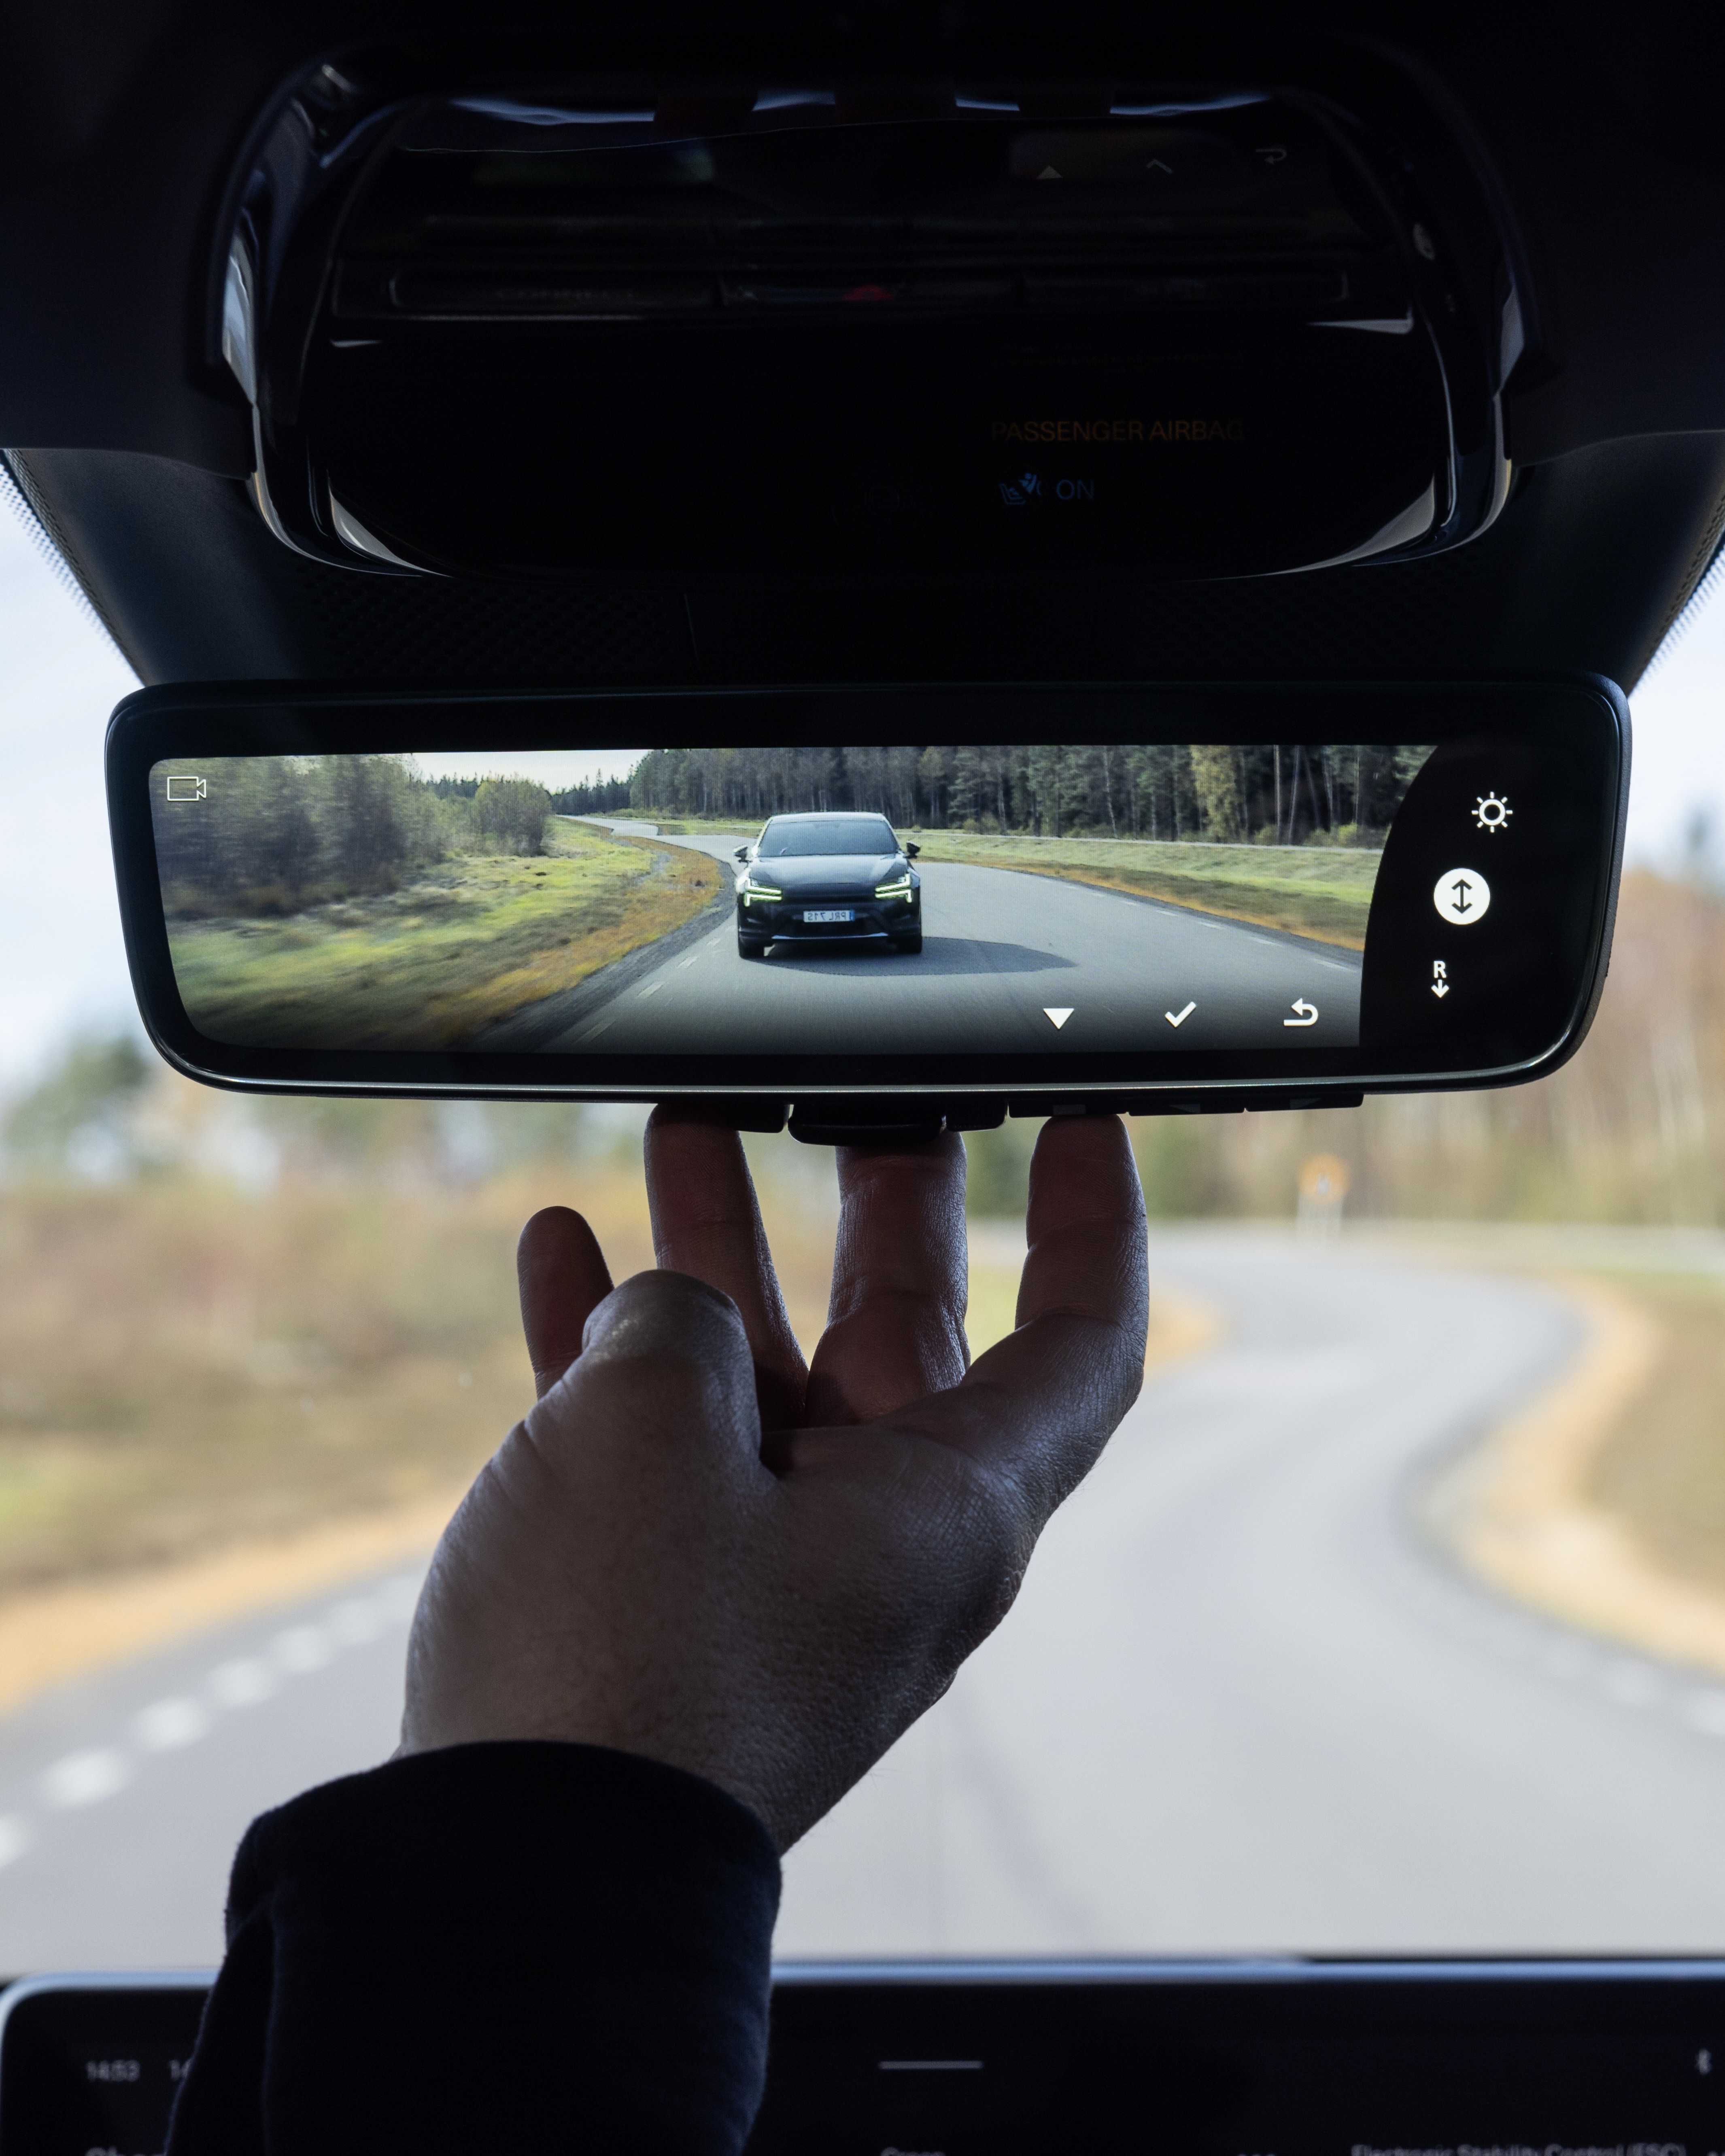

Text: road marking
xmin=207 ymin=1657 xmax=278 ymax=1709
xmin=329 ymin=1597 xmax=385 ymax=1645
xmin=273 ymin=1624 xmax=335 ymax=1674
xmin=1602 ymin=1657 xmax=1661 ymax=1708
xmin=1165 ymin=1000 xmax=1196 ymax=1028
xmin=1684 ymin=1691 xmax=1725 ymax=1736
xmin=374 ymin=1572 xmax=422 ymax=1621
xmin=132 ymin=1697 xmax=211 ymax=1751
xmin=0 ymin=1568 xmax=429 ymax=1873
xmin=1043 ymin=1007 xmax=1073 ymax=1028
xmin=678 ymin=954 xmax=698 ymax=968
xmin=638 ymin=982 xmax=664 ymax=998
xmin=41 ymin=1747 xmax=134 ymax=1809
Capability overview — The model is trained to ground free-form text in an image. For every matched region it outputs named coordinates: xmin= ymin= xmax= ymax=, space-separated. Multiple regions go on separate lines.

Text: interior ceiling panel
xmin=1 ymin=2 xmax=1722 ymax=696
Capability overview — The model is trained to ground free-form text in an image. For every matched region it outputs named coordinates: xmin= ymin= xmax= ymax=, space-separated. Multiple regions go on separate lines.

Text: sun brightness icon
xmin=1472 ymin=791 xmax=1512 ymax=833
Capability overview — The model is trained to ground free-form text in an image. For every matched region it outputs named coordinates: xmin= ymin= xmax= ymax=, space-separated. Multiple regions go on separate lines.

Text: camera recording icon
xmin=164 ymin=774 xmax=206 ymax=801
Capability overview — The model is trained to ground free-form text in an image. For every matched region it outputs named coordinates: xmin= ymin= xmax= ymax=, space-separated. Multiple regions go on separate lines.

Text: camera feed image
xmin=148 ymin=742 xmax=1434 ymax=1056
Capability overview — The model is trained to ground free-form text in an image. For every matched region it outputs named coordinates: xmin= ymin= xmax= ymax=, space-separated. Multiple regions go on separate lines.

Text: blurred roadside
xmin=0 ymin=864 xmax=1722 ymax=1695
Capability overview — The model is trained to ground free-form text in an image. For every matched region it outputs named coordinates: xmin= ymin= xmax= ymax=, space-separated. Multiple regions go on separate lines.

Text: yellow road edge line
xmin=0 ymin=1487 xmax=466 ymax=1720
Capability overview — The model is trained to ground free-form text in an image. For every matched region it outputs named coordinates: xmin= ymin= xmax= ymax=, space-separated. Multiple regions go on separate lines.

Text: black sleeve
xmin=165 ymin=1741 xmax=782 ymax=2156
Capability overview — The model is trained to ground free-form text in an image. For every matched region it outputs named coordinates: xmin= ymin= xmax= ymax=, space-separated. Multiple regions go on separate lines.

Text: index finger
xmin=880 ymin=1115 xmax=1147 ymax=1525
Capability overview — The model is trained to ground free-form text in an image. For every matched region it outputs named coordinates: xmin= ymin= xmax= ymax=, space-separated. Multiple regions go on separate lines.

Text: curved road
xmin=495 ymin=823 xmax=1361 ymax=1056
xmin=6 ymin=1237 xmax=1725 ymax=1971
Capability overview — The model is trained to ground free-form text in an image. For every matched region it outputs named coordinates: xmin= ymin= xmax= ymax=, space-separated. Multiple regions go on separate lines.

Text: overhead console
xmin=222 ymin=53 xmax=1521 ymax=584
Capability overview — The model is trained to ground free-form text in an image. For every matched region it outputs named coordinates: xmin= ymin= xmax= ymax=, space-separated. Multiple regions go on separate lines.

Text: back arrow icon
xmin=1283 ymin=999 xmax=1319 ymax=1027
xmin=1431 ymin=981 xmax=1451 ymax=999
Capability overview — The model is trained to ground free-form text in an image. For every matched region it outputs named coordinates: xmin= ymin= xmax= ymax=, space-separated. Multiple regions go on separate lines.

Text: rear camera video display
xmin=146 ymin=741 xmax=1436 ymax=1058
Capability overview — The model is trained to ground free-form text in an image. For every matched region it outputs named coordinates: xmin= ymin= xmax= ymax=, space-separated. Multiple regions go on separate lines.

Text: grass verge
xmin=1425 ymin=1255 xmax=1725 ymax=1675
xmin=1584 ymin=1271 xmax=1725 ymax=1594
xmin=166 ymin=825 xmax=719 ymax=1049
xmin=0 ymin=1161 xmax=1214 ymax=1695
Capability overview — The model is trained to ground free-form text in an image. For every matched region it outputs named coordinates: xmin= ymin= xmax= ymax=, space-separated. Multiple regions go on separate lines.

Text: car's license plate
xmin=802 ymin=908 xmax=854 ymax=924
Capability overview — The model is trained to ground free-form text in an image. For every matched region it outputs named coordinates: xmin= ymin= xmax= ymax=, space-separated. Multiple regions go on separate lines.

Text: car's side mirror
xmin=905 ymin=841 xmax=921 ymax=857
xmin=733 ymin=845 xmax=750 ymax=861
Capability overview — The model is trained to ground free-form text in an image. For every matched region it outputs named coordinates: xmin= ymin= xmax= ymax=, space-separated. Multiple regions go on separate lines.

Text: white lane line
xmin=273 ymin=1624 xmax=335 ymax=1674
xmin=207 ymin=1657 xmax=278 ymax=1709
xmin=132 ymin=1697 xmax=212 ymax=1752
xmin=329 ymin=1597 xmax=385 ymax=1646
xmin=0 ymin=1568 xmax=429 ymax=1870
xmin=373 ymin=1572 xmax=423 ymax=1621
xmin=1684 ymin=1691 xmax=1725 ymax=1737
xmin=41 ymin=1747 xmax=134 ymax=1809
xmin=678 ymin=954 xmax=699 ymax=969
xmin=638 ymin=982 xmax=664 ymax=998
xmin=1602 ymin=1658 xmax=1662 ymax=1708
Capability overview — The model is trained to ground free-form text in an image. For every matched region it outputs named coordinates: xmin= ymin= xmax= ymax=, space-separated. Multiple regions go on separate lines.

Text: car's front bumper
xmin=737 ymin=892 xmax=920 ymax=942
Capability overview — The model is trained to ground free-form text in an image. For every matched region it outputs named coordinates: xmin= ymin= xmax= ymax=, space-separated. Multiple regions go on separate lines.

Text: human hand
xmin=399 ymin=1112 xmax=1147 ymax=1851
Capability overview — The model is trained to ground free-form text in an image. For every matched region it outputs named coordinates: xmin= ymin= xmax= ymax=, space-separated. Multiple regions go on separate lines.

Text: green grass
xmin=166 ymin=825 xmax=719 ymax=1050
xmin=907 ymin=831 xmax=1381 ymax=949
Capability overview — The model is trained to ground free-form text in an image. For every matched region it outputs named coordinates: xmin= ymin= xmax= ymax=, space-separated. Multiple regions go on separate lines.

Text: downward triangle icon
xmin=1044 ymin=1007 xmax=1074 ymax=1029
xmin=1038 ymin=164 xmax=1062 ymax=179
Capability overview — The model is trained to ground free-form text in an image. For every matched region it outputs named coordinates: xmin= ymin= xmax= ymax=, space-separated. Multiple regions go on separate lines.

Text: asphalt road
xmin=506 ymin=823 xmax=1361 ymax=1056
xmin=8 ymin=1236 xmax=1725 ymax=1973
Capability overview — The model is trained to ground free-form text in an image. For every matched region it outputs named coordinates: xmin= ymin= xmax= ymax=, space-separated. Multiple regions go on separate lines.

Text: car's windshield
xmin=8 ymin=495 xmax=1725 ymax=1973
xmin=758 ymin=819 xmax=897 ymax=858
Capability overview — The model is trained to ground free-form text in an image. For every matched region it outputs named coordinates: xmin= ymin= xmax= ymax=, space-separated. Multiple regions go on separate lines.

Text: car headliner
xmin=0 ymin=3 xmax=1721 ymax=697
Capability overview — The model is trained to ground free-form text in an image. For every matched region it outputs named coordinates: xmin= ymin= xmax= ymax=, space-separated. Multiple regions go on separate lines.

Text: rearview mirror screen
xmin=146 ymin=741 xmax=1438 ymax=1056
xmin=107 ymin=682 xmax=1628 ymax=1104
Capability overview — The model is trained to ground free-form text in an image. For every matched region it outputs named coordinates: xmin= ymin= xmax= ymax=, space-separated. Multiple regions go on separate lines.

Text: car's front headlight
xmin=741 ymin=875 xmax=783 ymax=901
xmin=874 ymin=874 xmax=914 ymax=898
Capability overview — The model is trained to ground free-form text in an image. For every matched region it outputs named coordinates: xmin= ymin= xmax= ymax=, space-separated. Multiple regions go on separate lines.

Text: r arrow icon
xmin=1431 ymin=981 xmax=1450 ymax=999
xmin=1043 ymin=1007 xmax=1073 ymax=1029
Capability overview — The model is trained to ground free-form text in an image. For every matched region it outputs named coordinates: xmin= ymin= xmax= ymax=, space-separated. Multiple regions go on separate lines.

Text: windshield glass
xmin=758 ymin=818 xmax=897 ymax=857
xmin=7 ymin=493 xmax=1725 ymax=1972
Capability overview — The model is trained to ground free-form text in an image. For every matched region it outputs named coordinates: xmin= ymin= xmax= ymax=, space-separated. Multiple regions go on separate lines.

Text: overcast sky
xmin=2 ymin=495 xmax=1723 ymax=1089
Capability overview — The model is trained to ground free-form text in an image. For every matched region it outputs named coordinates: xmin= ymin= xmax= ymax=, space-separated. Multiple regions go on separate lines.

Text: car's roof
xmin=1 ymin=3 xmax=1722 ymax=696
xmin=765 ymin=812 xmax=894 ymax=822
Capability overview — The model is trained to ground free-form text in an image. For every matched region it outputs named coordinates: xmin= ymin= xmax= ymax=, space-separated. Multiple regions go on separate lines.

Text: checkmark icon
xmin=1165 ymin=1001 xmax=1196 ymax=1028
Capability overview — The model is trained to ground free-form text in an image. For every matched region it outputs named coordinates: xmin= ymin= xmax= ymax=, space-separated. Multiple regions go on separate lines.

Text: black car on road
xmin=735 ymin=813 xmax=922 ymax=958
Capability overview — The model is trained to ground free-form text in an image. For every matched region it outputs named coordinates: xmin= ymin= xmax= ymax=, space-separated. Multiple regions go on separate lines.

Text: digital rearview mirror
xmin=106 ymin=682 xmax=1627 ymax=1140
